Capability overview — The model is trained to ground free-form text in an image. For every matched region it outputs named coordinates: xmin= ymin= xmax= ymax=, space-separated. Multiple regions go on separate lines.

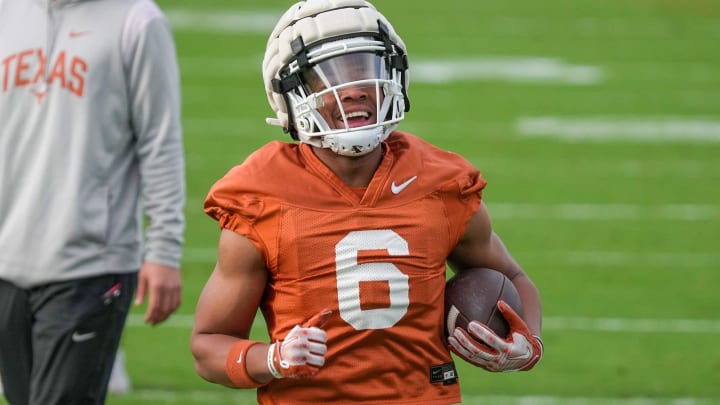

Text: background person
xmin=0 ymin=0 xmax=185 ymax=404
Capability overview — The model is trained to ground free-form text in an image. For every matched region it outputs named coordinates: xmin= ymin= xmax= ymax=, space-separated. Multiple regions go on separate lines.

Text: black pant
xmin=0 ymin=273 xmax=137 ymax=405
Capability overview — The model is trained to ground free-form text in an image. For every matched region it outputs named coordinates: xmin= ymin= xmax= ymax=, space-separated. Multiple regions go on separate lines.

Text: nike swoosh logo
xmin=391 ymin=176 xmax=418 ymax=194
xmin=71 ymin=331 xmax=96 ymax=342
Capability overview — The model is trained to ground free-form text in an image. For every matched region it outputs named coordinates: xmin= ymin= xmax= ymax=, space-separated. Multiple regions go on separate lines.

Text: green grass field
xmin=5 ymin=0 xmax=719 ymax=404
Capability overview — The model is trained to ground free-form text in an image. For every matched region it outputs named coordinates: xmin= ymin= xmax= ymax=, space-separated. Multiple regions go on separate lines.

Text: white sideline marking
xmin=517 ymin=117 xmax=720 ymax=142
xmin=127 ymin=314 xmax=720 ymax=334
xmin=411 ymin=57 xmax=603 ymax=85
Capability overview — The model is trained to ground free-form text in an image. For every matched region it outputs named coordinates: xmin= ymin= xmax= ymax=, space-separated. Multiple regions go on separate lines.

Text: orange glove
xmin=448 ymin=300 xmax=543 ymax=372
xmin=267 ymin=309 xmax=332 ymax=379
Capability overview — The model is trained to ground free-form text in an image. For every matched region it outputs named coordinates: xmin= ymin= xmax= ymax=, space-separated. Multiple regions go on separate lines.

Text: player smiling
xmin=191 ymin=1 xmax=543 ymax=404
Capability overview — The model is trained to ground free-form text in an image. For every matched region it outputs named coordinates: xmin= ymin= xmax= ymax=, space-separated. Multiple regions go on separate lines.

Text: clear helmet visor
xmin=285 ymin=41 xmax=406 ymax=156
xmin=300 ymin=53 xmax=389 ymax=129
xmin=303 ymin=52 xmax=385 ymax=92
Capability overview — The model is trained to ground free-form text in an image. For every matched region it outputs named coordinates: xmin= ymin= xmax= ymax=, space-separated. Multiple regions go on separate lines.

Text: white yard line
xmin=411 ymin=57 xmax=603 ymax=85
xmin=517 ymin=117 xmax=720 ymax=143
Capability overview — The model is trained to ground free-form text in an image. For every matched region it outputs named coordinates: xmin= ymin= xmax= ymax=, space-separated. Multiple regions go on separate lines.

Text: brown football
xmin=444 ymin=268 xmax=523 ymax=340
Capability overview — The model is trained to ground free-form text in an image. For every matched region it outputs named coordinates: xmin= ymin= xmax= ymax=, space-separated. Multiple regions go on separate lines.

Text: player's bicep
xmin=448 ymin=202 xmax=518 ymax=278
xmin=193 ymin=229 xmax=268 ymax=339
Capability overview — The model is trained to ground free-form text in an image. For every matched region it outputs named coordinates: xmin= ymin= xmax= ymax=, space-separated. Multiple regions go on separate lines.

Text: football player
xmin=191 ymin=1 xmax=543 ymax=403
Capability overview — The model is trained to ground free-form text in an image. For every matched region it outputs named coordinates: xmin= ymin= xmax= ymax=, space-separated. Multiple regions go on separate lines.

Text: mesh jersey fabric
xmin=204 ymin=131 xmax=486 ymax=404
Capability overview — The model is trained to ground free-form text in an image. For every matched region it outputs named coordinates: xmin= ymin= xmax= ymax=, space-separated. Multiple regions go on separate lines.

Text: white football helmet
xmin=262 ymin=0 xmax=410 ymax=156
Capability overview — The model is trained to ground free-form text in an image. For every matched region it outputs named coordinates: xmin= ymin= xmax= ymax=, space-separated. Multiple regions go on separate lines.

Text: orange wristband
xmin=225 ymin=340 xmax=267 ymax=388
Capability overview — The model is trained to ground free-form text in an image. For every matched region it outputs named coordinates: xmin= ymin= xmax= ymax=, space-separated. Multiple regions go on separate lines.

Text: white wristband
xmin=266 ymin=342 xmax=284 ymax=379
xmin=532 ymin=335 xmax=544 ymax=357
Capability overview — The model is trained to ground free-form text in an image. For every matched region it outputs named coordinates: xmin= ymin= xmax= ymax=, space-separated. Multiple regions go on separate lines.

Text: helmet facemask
xmin=272 ymin=33 xmax=408 ymax=156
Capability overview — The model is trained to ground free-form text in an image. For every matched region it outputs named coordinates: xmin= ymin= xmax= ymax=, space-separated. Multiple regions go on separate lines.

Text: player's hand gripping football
xmin=448 ymin=300 xmax=543 ymax=372
xmin=267 ymin=309 xmax=332 ymax=379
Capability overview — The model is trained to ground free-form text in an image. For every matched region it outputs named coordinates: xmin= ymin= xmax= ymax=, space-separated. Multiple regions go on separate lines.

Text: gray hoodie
xmin=0 ymin=0 xmax=185 ymax=287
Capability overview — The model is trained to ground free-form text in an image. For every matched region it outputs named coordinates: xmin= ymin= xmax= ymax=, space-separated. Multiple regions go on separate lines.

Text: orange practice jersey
xmin=205 ymin=131 xmax=486 ymax=405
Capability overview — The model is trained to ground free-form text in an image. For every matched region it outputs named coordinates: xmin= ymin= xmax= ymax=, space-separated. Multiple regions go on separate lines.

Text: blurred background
xmin=7 ymin=0 xmax=720 ymax=404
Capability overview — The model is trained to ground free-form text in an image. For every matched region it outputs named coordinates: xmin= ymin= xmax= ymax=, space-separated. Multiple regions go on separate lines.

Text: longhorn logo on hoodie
xmin=1 ymin=48 xmax=88 ymax=100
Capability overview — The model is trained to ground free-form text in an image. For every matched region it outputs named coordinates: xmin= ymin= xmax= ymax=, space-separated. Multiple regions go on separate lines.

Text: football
xmin=444 ymin=267 xmax=523 ymax=340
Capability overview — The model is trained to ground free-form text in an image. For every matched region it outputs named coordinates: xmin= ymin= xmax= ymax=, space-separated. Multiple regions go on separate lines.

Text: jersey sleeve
xmin=204 ymin=166 xmax=277 ymax=268
xmin=440 ymin=158 xmax=487 ymax=251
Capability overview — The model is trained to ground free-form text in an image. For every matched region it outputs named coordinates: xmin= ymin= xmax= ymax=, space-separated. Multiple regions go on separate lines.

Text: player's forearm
xmin=511 ymin=273 xmax=542 ymax=336
xmin=191 ymin=334 xmax=273 ymax=388
xmin=191 ymin=334 xmax=238 ymax=387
